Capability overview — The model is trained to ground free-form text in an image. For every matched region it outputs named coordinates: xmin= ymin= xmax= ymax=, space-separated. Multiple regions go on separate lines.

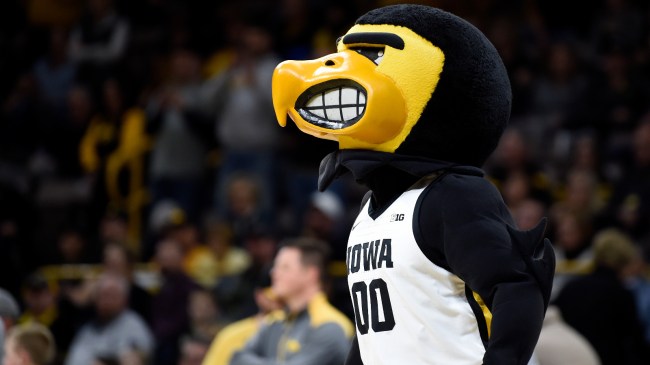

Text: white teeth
xmin=306 ymin=96 xmax=323 ymax=108
xmin=311 ymin=109 xmax=326 ymax=118
xmin=324 ymin=89 xmax=339 ymax=105
xmin=342 ymin=107 xmax=357 ymax=121
xmin=341 ymin=88 xmax=357 ymax=104
xmin=303 ymin=86 xmax=367 ymax=123
xmin=326 ymin=108 xmax=341 ymax=121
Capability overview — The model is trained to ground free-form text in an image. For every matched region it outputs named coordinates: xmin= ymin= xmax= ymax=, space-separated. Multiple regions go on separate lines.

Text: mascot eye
xmin=351 ymin=47 xmax=385 ymax=65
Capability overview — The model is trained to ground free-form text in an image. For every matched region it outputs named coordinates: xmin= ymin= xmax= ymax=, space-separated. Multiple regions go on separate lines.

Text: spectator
xmin=48 ymin=84 xmax=94 ymax=178
xmin=600 ymin=118 xmax=650 ymax=239
xmin=485 ymin=127 xmax=552 ymax=208
xmin=528 ymin=40 xmax=587 ymax=153
xmin=302 ymin=191 xmax=347 ymax=254
xmin=67 ymin=0 xmax=129 ymax=93
xmin=189 ymin=220 xmax=250 ymax=290
xmin=0 ymin=288 xmax=20 ymax=363
xmin=20 ymin=271 xmax=89 ymax=363
xmin=535 ymin=306 xmax=601 ymax=365
xmin=0 ymin=320 xmax=3 ymax=364
xmin=65 ymin=273 xmax=154 ymax=365
xmin=54 ymin=227 xmax=94 ymax=265
xmin=511 ymin=198 xmax=547 ymax=231
xmin=0 ymin=289 xmax=19 ymax=331
xmin=551 ymin=169 xmax=605 ymax=221
xmin=178 ymin=335 xmax=210 ymax=365
xmin=186 ymin=289 xmax=222 ymax=341
xmin=33 ymin=27 xmax=78 ymax=177
xmin=195 ymin=19 xmax=281 ymax=221
xmin=214 ymin=227 xmax=277 ymax=322
xmin=554 ymin=228 xmax=650 ymax=365
xmin=18 ymin=274 xmax=58 ymax=328
xmin=102 ymin=242 xmax=152 ymax=324
xmin=614 ymin=230 xmax=650 ymax=345
xmin=34 ymin=27 xmax=76 ymax=116
xmin=2 ymin=322 xmax=56 ymax=365
xmin=230 ymin=237 xmax=354 ymax=365
xmin=0 ymin=211 xmax=27 ymax=299
xmin=159 ymin=222 xmax=217 ymax=288
xmin=145 ymin=200 xmax=185 ymax=260
xmin=591 ymin=0 xmax=646 ymax=58
xmin=221 ymin=173 xmax=269 ymax=245
xmin=146 ymin=48 xmax=209 ymax=224
xmin=550 ymin=211 xmax=595 ymax=300
xmin=301 ymin=191 xmax=352 ymax=319
xmin=202 ymin=287 xmax=283 ymax=365
xmin=99 ymin=210 xmax=130 ymax=247
xmin=151 ymin=239 xmax=198 ymax=365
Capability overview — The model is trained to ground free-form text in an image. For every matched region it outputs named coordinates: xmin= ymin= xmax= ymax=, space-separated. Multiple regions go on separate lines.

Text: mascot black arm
xmin=416 ymin=172 xmax=547 ymax=365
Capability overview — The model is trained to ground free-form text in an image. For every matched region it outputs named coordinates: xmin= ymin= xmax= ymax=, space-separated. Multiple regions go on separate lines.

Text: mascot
xmin=272 ymin=4 xmax=555 ymax=365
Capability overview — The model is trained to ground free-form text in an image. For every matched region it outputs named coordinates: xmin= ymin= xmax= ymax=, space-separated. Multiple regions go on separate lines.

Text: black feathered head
xmin=272 ymin=4 xmax=511 ymax=166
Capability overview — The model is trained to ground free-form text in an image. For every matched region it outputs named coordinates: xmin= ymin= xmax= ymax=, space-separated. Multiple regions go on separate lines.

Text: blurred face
xmin=513 ymin=200 xmax=544 ymax=231
xmin=103 ymin=245 xmax=129 ymax=277
xmin=95 ymin=279 xmax=127 ymax=320
xmin=23 ymin=289 xmax=53 ymax=315
xmin=573 ymin=136 xmax=596 ymax=170
xmin=67 ymin=87 xmax=92 ymax=125
xmin=169 ymin=226 xmax=199 ymax=250
xmin=496 ymin=129 xmax=527 ymax=168
xmin=171 ymin=51 xmax=200 ymax=85
xmin=271 ymin=248 xmax=311 ymax=301
xmin=156 ymin=241 xmax=184 ymax=273
xmin=556 ymin=216 xmax=585 ymax=251
xmin=188 ymin=292 xmax=217 ymax=323
xmin=241 ymin=26 xmax=272 ymax=56
xmin=228 ymin=178 xmax=258 ymax=216
xmin=2 ymin=338 xmax=25 ymax=365
xmin=304 ymin=207 xmax=335 ymax=238
xmin=502 ymin=172 xmax=530 ymax=207
xmin=549 ymin=44 xmax=575 ymax=80
xmin=245 ymin=237 xmax=276 ymax=266
xmin=178 ymin=342 xmax=208 ymax=365
xmin=103 ymin=80 xmax=123 ymax=116
xmin=206 ymin=226 xmax=231 ymax=257
xmin=58 ymin=232 xmax=84 ymax=262
xmin=100 ymin=217 xmax=128 ymax=244
xmin=566 ymin=172 xmax=595 ymax=209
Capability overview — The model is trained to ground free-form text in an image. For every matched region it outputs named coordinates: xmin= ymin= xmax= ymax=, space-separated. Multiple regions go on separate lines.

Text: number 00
xmin=350 ymin=278 xmax=395 ymax=334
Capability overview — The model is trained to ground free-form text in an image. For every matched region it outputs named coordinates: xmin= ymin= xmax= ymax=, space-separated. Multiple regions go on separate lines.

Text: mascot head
xmin=272 ymin=4 xmax=511 ymax=167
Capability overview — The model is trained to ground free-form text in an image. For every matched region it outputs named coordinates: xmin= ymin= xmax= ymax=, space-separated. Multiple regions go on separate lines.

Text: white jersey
xmin=346 ymin=185 xmax=486 ymax=365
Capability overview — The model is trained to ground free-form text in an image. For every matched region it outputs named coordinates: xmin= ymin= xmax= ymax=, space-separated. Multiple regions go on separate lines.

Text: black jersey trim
xmin=412 ymin=172 xmax=450 ymax=271
xmin=367 ymin=195 xmax=394 ymax=220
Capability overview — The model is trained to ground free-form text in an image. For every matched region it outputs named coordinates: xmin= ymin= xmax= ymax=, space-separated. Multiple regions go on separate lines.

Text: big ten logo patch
xmin=390 ymin=213 xmax=405 ymax=222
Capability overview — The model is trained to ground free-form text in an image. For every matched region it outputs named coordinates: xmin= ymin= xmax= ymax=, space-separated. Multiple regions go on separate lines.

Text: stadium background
xmin=1 ymin=0 xmax=650 ymax=364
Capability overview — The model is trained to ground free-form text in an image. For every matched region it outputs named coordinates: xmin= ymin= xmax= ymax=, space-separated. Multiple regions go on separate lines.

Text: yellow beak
xmin=272 ymin=50 xmax=407 ymax=146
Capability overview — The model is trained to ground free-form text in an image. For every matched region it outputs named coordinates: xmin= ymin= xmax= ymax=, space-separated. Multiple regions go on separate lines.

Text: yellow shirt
xmin=202 ymin=316 xmax=260 ymax=365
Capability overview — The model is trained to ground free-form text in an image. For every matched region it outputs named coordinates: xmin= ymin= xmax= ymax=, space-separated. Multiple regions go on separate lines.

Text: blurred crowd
xmin=0 ymin=0 xmax=650 ymax=364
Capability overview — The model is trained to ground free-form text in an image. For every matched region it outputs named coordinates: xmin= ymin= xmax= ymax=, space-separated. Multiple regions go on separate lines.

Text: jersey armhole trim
xmin=465 ymin=286 xmax=491 ymax=347
xmin=412 ymin=172 xmax=450 ymax=271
